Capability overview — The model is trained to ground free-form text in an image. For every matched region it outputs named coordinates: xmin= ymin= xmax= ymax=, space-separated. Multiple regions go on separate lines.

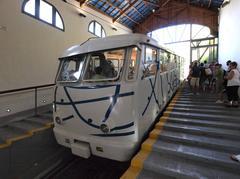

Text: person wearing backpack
xmin=204 ymin=61 xmax=213 ymax=91
xmin=190 ymin=62 xmax=201 ymax=95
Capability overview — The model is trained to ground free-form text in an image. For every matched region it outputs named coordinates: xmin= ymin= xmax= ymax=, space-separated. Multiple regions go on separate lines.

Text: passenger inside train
xmin=92 ymin=66 xmax=105 ymax=79
xmin=83 ymin=49 xmax=124 ymax=81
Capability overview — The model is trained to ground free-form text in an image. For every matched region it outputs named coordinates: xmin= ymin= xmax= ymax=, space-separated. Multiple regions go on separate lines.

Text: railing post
xmin=35 ymin=88 xmax=38 ymax=116
xmin=0 ymin=83 xmax=55 ymax=117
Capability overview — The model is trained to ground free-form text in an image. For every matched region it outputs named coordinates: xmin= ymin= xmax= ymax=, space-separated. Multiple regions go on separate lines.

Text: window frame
xmin=22 ymin=0 xmax=65 ymax=31
xmin=56 ymin=55 xmax=86 ymax=83
xmin=82 ymin=48 xmax=126 ymax=82
xmin=88 ymin=20 xmax=106 ymax=38
xmin=126 ymin=46 xmax=141 ymax=82
xmin=142 ymin=45 xmax=158 ymax=78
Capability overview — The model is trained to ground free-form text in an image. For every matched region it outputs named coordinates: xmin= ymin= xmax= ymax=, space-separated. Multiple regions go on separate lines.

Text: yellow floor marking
xmin=121 ymin=86 xmax=183 ymax=179
xmin=141 ymin=138 xmax=156 ymax=151
xmin=131 ymin=150 xmax=150 ymax=168
xmin=121 ymin=167 xmax=141 ymax=179
xmin=163 ymin=111 xmax=171 ymax=117
xmin=168 ymin=104 xmax=176 ymax=107
xmin=0 ymin=118 xmax=54 ymax=150
xmin=170 ymin=100 xmax=178 ymax=103
xmin=167 ymin=106 xmax=174 ymax=111
xmin=29 ymin=126 xmax=51 ymax=133
xmin=46 ymin=122 xmax=54 ymax=127
xmin=6 ymin=133 xmax=32 ymax=144
xmin=0 ymin=142 xmax=11 ymax=149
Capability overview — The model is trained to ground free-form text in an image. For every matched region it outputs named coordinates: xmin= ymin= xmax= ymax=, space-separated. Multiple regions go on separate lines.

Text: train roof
xmin=61 ymin=33 xmax=162 ymax=58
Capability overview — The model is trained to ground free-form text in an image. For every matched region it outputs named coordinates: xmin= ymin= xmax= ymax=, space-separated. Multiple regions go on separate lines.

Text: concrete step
xmin=168 ymin=103 xmax=238 ymax=111
xmin=164 ymin=111 xmax=240 ymax=123
xmin=147 ymin=139 xmax=240 ymax=173
xmin=176 ymin=97 xmax=218 ymax=102
xmin=153 ymin=130 xmax=240 ymax=153
xmin=168 ymin=106 xmax=240 ymax=115
xmin=160 ymin=123 xmax=240 ymax=140
xmin=136 ymin=151 xmax=240 ymax=179
xmin=8 ymin=120 xmax=46 ymax=132
xmin=173 ymin=100 xmax=220 ymax=106
xmin=172 ymin=99 xmax=223 ymax=105
xmin=137 ymin=169 xmax=176 ymax=179
xmin=167 ymin=117 xmax=240 ymax=130
xmin=179 ymin=94 xmax=218 ymax=99
xmin=40 ymin=112 xmax=53 ymax=119
xmin=25 ymin=115 xmax=53 ymax=125
xmin=0 ymin=125 xmax=29 ymax=141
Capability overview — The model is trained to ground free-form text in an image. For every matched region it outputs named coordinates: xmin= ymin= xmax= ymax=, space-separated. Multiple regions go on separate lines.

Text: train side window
xmin=160 ymin=50 xmax=170 ymax=72
xmin=127 ymin=47 xmax=139 ymax=80
xmin=143 ymin=46 xmax=157 ymax=78
xmin=159 ymin=49 xmax=165 ymax=72
xmin=169 ymin=54 xmax=175 ymax=70
xmin=176 ymin=56 xmax=181 ymax=69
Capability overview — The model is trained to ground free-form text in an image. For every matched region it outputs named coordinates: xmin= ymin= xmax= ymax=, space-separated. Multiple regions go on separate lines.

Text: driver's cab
xmin=56 ymin=46 xmax=140 ymax=84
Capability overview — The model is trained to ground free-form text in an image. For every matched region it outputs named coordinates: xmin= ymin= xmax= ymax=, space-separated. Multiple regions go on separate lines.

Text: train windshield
xmin=83 ymin=48 xmax=125 ymax=82
xmin=57 ymin=55 xmax=85 ymax=82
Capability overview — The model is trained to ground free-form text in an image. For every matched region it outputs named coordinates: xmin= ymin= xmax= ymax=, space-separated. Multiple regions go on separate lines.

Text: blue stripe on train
xmin=55 ymin=92 xmax=134 ymax=105
xmin=92 ymin=131 xmax=135 ymax=137
xmin=62 ymin=115 xmax=74 ymax=121
xmin=62 ymin=86 xmax=135 ymax=130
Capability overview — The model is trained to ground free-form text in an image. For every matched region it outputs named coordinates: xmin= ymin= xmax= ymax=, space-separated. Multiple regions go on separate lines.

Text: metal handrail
xmin=0 ymin=84 xmax=55 ymax=95
xmin=0 ymin=83 xmax=55 ymax=116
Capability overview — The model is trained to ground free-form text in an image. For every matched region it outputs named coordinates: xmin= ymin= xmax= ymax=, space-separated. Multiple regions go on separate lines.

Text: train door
xmin=137 ymin=45 xmax=160 ymax=136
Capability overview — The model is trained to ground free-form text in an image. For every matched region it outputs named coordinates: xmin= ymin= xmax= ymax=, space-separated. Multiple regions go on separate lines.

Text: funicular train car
xmin=53 ymin=34 xmax=182 ymax=161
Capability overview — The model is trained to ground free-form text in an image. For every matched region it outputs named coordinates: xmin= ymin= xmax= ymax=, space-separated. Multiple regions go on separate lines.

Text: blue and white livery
xmin=53 ymin=34 xmax=182 ymax=161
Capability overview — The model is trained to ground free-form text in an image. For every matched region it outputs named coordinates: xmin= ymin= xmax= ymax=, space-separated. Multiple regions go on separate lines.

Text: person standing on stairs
xmin=215 ymin=63 xmax=224 ymax=103
xmin=224 ymin=61 xmax=240 ymax=107
xmin=190 ymin=62 xmax=201 ymax=95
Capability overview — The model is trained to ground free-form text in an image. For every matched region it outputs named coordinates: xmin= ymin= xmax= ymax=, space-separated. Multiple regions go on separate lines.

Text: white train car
xmin=53 ymin=34 xmax=181 ymax=161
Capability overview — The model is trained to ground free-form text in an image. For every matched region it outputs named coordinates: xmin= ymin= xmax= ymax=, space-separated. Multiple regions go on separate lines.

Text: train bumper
xmin=53 ymin=127 xmax=137 ymax=161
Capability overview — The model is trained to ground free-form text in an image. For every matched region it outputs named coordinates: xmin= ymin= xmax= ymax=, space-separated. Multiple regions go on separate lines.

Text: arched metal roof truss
xmin=75 ymin=0 xmax=224 ymax=34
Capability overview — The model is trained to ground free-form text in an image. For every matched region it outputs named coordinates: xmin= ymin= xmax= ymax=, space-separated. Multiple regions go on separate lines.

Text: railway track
xmin=42 ymin=155 xmax=130 ymax=179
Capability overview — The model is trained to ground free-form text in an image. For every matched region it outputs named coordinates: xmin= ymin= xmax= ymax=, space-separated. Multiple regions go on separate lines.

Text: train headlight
xmin=55 ymin=116 xmax=62 ymax=125
xmin=100 ymin=124 xmax=110 ymax=133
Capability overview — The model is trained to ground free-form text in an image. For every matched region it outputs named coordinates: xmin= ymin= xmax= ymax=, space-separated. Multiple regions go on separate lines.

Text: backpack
xmin=205 ymin=68 xmax=212 ymax=76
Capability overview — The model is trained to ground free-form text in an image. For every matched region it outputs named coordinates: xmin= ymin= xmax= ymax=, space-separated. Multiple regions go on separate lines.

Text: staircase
xmin=122 ymin=84 xmax=240 ymax=179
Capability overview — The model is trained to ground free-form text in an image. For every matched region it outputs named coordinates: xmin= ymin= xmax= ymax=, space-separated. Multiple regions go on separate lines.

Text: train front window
xmin=83 ymin=49 xmax=125 ymax=82
xmin=57 ymin=55 xmax=85 ymax=82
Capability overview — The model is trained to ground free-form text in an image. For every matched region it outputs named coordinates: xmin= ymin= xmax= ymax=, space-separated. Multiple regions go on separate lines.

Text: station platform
xmin=0 ymin=108 xmax=73 ymax=179
xmin=0 ymin=110 xmax=53 ymax=149
xmin=122 ymin=83 xmax=240 ymax=179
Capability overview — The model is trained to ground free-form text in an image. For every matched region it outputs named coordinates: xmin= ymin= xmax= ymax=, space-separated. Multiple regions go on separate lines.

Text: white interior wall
xmin=0 ymin=0 xmax=131 ymax=117
xmin=0 ymin=0 xmax=131 ymax=91
xmin=218 ymin=0 xmax=240 ymax=70
xmin=219 ymin=0 xmax=240 ymax=97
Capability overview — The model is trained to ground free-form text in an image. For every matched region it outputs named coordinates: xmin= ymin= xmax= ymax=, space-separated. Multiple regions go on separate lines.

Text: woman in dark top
xmin=190 ymin=62 xmax=201 ymax=95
